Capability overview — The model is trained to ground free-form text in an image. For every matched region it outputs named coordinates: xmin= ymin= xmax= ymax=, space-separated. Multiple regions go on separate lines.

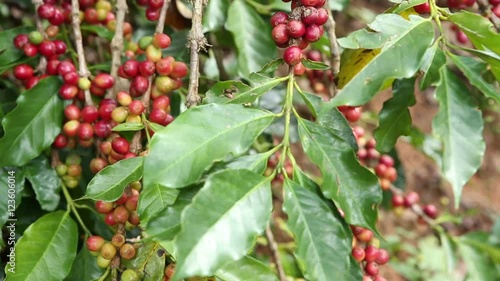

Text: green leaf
xmin=137 ymin=184 xmax=180 ymax=225
xmin=0 ymin=26 xmax=33 ymax=65
xmin=457 ymin=241 xmax=500 ymax=281
xmin=432 ymin=67 xmax=485 ymax=208
xmin=24 ymin=155 xmax=61 ymax=211
xmin=215 ymin=256 xmax=279 ymax=281
xmin=297 ymin=90 xmax=323 ymax=118
xmin=420 ymin=46 xmax=446 ymax=90
xmin=374 ymin=78 xmax=416 ymax=153
xmin=144 ymin=104 xmax=274 ymax=189
xmin=317 ymin=103 xmax=358 ymax=150
xmin=227 ymin=76 xmax=288 ymax=105
xmin=301 ymin=59 xmax=330 ymax=70
xmin=221 ymin=150 xmax=274 ymax=174
xmin=147 ymin=121 xmax=165 ymax=132
xmin=0 ymin=167 xmax=25 ymax=230
xmin=143 ymin=190 xmax=196 ymax=243
xmin=122 ymin=242 xmax=166 ymax=281
xmin=85 ymin=156 xmax=144 ymax=202
xmin=65 ymin=247 xmax=104 ymax=281
xmin=172 ymin=169 xmax=272 ymax=280
xmin=5 ymin=211 xmax=78 ymax=281
xmin=258 ymin=58 xmax=284 ymax=75
xmin=112 ymin=122 xmax=145 ymax=132
xmin=225 ymin=0 xmax=277 ymax=79
xmin=203 ymin=0 xmax=230 ymax=32
xmin=297 ymin=117 xmax=382 ymax=231
xmin=391 ymin=0 xmax=426 ymax=13
xmin=455 ymin=46 xmax=500 ymax=81
xmin=449 ymin=11 xmax=500 ymax=54
xmin=0 ymin=76 xmax=64 ymax=167
xmin=329 ymin=0 xmax=349 ymax=11
xmin=80 ymin=25 xmax=114 ymax=41
xmin=283 ymin=179 xmax=361 ymax=281
xmin=330 ymin=17 xmax=434 ymax=106
xmin=449 ymin=54 xmax=500 ymax=102
xmin=204 ymin=81 xmax=252 ymax=104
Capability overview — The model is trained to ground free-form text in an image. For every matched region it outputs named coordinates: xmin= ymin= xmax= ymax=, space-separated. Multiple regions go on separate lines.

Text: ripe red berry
xmin=375 ymin=249 xmax=389 ymax=265
xmin=63 ymin=120 xmax=80 ymax=137
xmin=113 ymin=205 xmax=130 ymax=223
xmin=155 ymin=57 xmax=174 ymax=76
xmin=104 ymin=211 xmax=116 ymax=226
xmin=94 ymin=120 xmax=112 ymax=138
xmin=307 ymin=50 xmax=322 ymax=61
xmin=152 ymin=33 xmax=171 ymax=49
xmin=38 ymin=3 xmax=56 ymax=19
xmin=383 ymin=167 xmax=397 ymax=182
xmin=46 ymin=59 xmax=60 ymax=75
xmin=287 ymin=20 xmax=306 ymax=38
xmin=23 ymin=43 xmax=38 ymax=57
xmin=414 ymin=2 xmax=430 ymax=14
xmin=112 ymin=137 xmax=130 ymax=154
xmin=283 ymin=46 xmax=303 ymax=65
xmin=13 ymin=34 xmax=29 ymax=49
xmin=270 ymin=11 xmax=289 ymax=26
xmin=53 ymin=40 xmax=67 ymax=55
xmin=38 ymin=40 xmax=56 ymax=57
xmin=379 ymin=155 xmax=394 ymax=167
xmin=115 ymin=192 xmax=129 ymax=205
xmin=93 ymin=73 xmax=115 ymax=89
xmin=13 ymin=64 xmax=34 ymax=80
xmin=48 ymin=8 xmax=65 ymax=25
xmin=272 ymin=24 xmax=290 ymax=45
xmin=391 ymin=194 xmax=404 ymax=207
xmin=152 ymin=95 xmax=170 ymax=110
xmin=125 ymin=195 xmax=138 ymax=211
xmin=123 ymin=59 xmax=140 ymax=77
xmin=64 ymin=104 xmax=81 ymax=120
xmin=170 ymin=61 xmax=188 ymax=78
xmin=165 ymin=264 xmax=175 ymax=278
xmin=78 ymin=122 xmax=94 ymax=140
xmin=403 ymin=191 xmax=420 ymax=207
xmin=138 ymin=60 xmax=156 ymax=77
xmin=364 ymin=245 xmax=380 ymax=262
xmin=293 ymin=62 xmax=306 ymax=76
xmin=357 ymin=229 xmax=374 ymax=243
xmin=303 ymin=24 xmax=322 ymax=42
xmin=95 ymin=200 xmax=114 ymax=214
xmin=352 ymin=247 xmax=366 ymax=262
xmin=492 ymin=5 xmax=500 ymax=18
xmin=58 ymin=61 xmax=77 ymax=76
xmin=302 ymin=7 xmax=319 ymax=25
xmin=128 ymin=100 xmax=145 ymax=115
xmin=130 ymin=76 xmax=150 ymax=96
xmin=63 ymin=71 xmax=79 ymax=85
xmin=90 ymin=158 xmax=108 ymax=174
xmin=423 ymin=204 xmax=439 ymax=219
xmin=99 ymin=103 xmax=116 ymax=120
xmin=456 ymin=30 xmax=468 ymax=44
xmin=86 ymin=235 xmax=105 ymax=252
xmin=149 ymin=108 xmax=167 ymax=125
xmin=148 ymin=0 xmax=164 ymax=9
xmin=300 ymin=0 xmax=320 ymax=6
xmin=59 ymin=84 xmax=79 ymax=100
xmin=145 ymin=7 xmax=161 ymax=21
xmin=316 ymin=8 xmax=328 ymax=25
xmin=80 ymin=105 xmax=98 ymax=123
xmin=365 ymin=262 xmax=379 ymax=276
xmin=53 ymin=134 xmax=68 ymax=149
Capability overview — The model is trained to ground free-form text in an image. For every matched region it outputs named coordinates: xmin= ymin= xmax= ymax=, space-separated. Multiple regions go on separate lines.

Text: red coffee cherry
xmin=403 ymin=191 xmax=420 ymax=207
xmin=104 ymin=211 xmax=116 ymax=226
xmin=58 ymin=61 xmax=77 ymax=76
xmin=145 ymin=7 xmax=161 ymax=21
xmin=283 ymin=46 xmax=303 ymax=65
xmin=86 ymin=235 xmax=105 ymax=252
xmin=316 ymin=8 xmax=328 ymax=25
xmin=138 ymin=60 xmax=156 ymax=77
xmin=352 ymin=246 xmax=366 ymax=262
xmin=156 ymin=57 xmax=174 ymax=75
xmin=149 ymin=108 xmax=168 ymax=125
xmin=302 ymin=7 xmax=319 ymax=25
xmin=293 ymin=62 xmax=306 ymax=76
xmin=375 ymin=249 xmax=390 ymax=265
xmin=365 ymin=261 xmax=379 ymax=276
xmin=171 ymin=61 xmax=188 ymax=78
xmin=53 ymin=134 xmax=68 ymax=149
xmin=63 ymin=71 xmax=79 ymax=85
xmin=272 ymin=24 xmax=290 ymax=45
xmin=130 ymin=76 xmax=150 ymax=96
xmin=364 ymin=245 xmax=380 ymax=262
xmin=423 ymin=204 xmax=439 ymax=219
xmin=152 ymin=33 xmax=171 ymax=49
xmin=90 ymin=158 xmax=108 ymax=174
xmin=13 ymin=64 xmax=34 ymax=80
xmin=152 ymin=95 xmax=170 ymax=110
xmin=53 ymin=40 xmax=67 ymax=55
xmin=128 ymin=100 xmax=145 ymax=115
xmin=37 ymin=3 xmax=56 ymax=19
xmin=270 ymin=11 xmax=289 ymax=26
xmin=38 ymin=40 xmax=57 ymax=57
xmin=123 ymin=59 xmax=140 ymax=77
xmin=414 ymin=2 xmax=430 ymax=14
xmin=78 ymin=122 xmax=94 ymax=141
xmin=93 ymin=73 xmax=115 ymax=89
xmin=113 ymin=205 xmax=130 ymax=224
xmin=112 ymin=137 xmax=130 ymax=154
xmin=300 ymin=0 xmax=320 ymax=6
xmin=303 ymin=24 xmax=322 ymax=42
xmin=59 ymin=84 xmax=79 ymax=100
xmin=48 ymin=8 xmax=65 ymax=25
xmin=95 ymin=200 xmax=114 ymax=214
xmin=13 ymin=34 xmax=29 ymax=49
xmin=81 ymin=105 xmax=99 ymax=123
xmin=64 ymin=104 xmax=81 ymax=120
xmin=287 ymin=20 xmax=306 ymax=38
xmin=23 ymin=43 xmax=38 ymax=57
xmin=391 ymin=194 xmax=404 ymax=207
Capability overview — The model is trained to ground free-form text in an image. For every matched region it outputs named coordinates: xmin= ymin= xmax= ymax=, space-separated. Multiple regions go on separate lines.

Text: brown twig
xmin=130 ymin=131 xmax=143 ymax=154
xmin=71 ymin=0 xmax=93 ymax=106
xmin=325 ymin=9 xmax=340 ymax=96
xmin=209 ymin=33 xmax=229 ymax=81
xmin=108 ymin=0 xmax=128 ymax=98
xmin=265 ymin=225 xmax=287 ymax=281
xmin=185 ymin=0 xmax=209 ymax=108
xmin=32 ymin=0 xmax=47 ymax=73
xmin=476 ymin=0 xmax=500 ymax=32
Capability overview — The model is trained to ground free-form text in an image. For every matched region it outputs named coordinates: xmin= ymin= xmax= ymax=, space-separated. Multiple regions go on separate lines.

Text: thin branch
xmin=130 ymin=131 xmax=143 ymax=154
xmin=325 ymin=9 xmax=340 ymax=96
xmin=476 ymin=0 xmax=500 ymax=31
xmin=265 ymin=225 xmax=287 ymax=281
xmin=186 ymin=0 xmax=209 ymax=108
xmin=71 ymin=0 xmax=93 ymax=106
xmin=389 ymin=185 xmax=434 ymax=225
xmin=108 ymin=0 xmax=128 ymax=98
xmin=32 ymin=0 xmax=47 ymax=73
xmin=209 ymin=33 xmax=229 ymax=80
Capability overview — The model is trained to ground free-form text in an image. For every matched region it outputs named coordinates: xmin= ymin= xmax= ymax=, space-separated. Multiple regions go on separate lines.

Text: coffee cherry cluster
xmin=391 ymin=190 xmax=440 ymax=222
xmin=96 ymin=182 xmax=141 ymax=227
xmin=55 ymin=154 xmax=83 ymax=189
xmin=86 ymin=234 xmax=137 ymax=268
xmin=350 ymin=226 xmax=390 ymax=281
xmin=135 ymin=0 xmax=166 ymax=21
xmin=270 ymin=0 xmax=329 ymax=66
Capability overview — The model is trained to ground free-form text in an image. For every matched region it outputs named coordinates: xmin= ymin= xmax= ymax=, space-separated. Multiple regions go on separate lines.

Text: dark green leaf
xmin=449 ymin=54 xmax=500 ymax=102
xmin=258 ymin=58 xmax=284 ymax=75
xmin=301 ymin=59 xmax=330 ymax=70
xmin=225 ymin=0 xmax=277 ymax=78
xmin=432 ymin=67 xmax=485 ymax=207
xmin=330 ymin=18 xmax=434 ymax=106
xmin=374 ymin=78 xmax=416 ymax=153
xmin=162 ymin=30 xmax=189 ymax=59
xmin=65 ymin=247 xmax=104 ymax=281
xmin=112 ymin=122 xmax=145 ymax=132
xmin=0 ymin=167 xmax=25 ymax=230
xmin=297 ymin=117 xmax=382 ymax=231
xmin=0 ymin=26 xmax=33 ymax=65
xmin=449 ymin=11 xmax=500 ymax=54
xmin=317 ymin=103 xmax=358 ymax=150
xmin=85 ymin=156 xmax=144 ymax=201
xmin=5 ymin=211 xmax=78 ymax=281
xmin=420 ymin=46 xmax=446 ymax=90
xmin=24 ymin=156 xmax=61 ymax=211
xmin=172 ymin=170 xmax=272 ymax=280
xmin=144 ymin=104 xmax=274 ymax=188
xmin=203 ymin=0 xmax=230 ymax=32
xmin=137 ymin=184 xmax=180 ymax=225
xmin=283 ymin=179 xmax=361 ymax=281
xmin=215 ymin=256 xmax=279 ymax=281
xmin=0 ymin=76 xmax=64 ymax=167
xmin=80 ymin=25 xmax=114 ymax=41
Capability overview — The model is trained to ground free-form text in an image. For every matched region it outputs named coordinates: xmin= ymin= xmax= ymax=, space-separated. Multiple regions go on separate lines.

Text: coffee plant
xmin=1 ymin=0 xmax=499 ymax=280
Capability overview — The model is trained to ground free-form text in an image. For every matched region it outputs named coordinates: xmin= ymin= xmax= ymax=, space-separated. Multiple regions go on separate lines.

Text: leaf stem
xmin=429 ymin=0 xmax=446 ymax=42
xmin=98 ymin=267 xmax=110 ymax=281
xmin=278 ymin=69 xmax=295 ymax=172
xmin=61 ymin=182 xmax=92 ymax=236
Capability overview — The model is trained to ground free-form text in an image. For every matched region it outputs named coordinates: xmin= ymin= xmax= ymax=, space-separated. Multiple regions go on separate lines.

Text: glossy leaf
xmin=420 ymin=46 xmax=446 ymax=90
xmin=222 ymin=150 xmax=275 ymax=174
xmin=80 ymin=25 xmax=113 ymax=41
xmin=331 ymin=17 xmax=434 ymax=106
xmin=449 ymin=11 xmax=500 ymax=54
xmin=24 ymin=156 xmax=61 ymax=211
xmin=172 ymin=169 xmax=272 ymax=280
xmin=336 ymin=48 xmax=380 ymax=90
xmin=227 ymin=76 xmax=287 ymax=105
xmin=283 ymin=179 xmax=361 ymax=281
xmin=65 ymin=247 xmax=103 ymax=281
xmin=449 ymin=54 xmax=500 ymax=102
xmin=85 ymin=156 xmax=144 ymax=202
xmin=297 ymin=90 xmax=323 ymax=118
xmin=225 ymin=0 xmax=277 ymax=78
xmin=144 ymin=104 xmax=274 ymax=189
xmin=0 ymin=26 xmax=33 ymax=65
xmin=432 ymin=67 xmax=485 ymax=207
xmin=0 ymin=167 xmax=25 ymax=230
xmin=122 ymin=242 xmax=166 ymax=281
xmin=301 ymin=59 xmax=330 ymax=70
xmin=0 ymin=76 xmax=64 ymax=167
xmin=203 ymin=0 xmax=229 ymax=32
xmin=297 ymin=117 xmax=382 ymax=231
xmin=137 ymin=183 xmax=180 ymax=224
xmin=215 ymin=256 xmax=279 ymax=281
xmin=204 ymin=81 xmax=252 ymax=104
xmin=258 ymin=58 xmax=284 ymax=75
xmin=112 ymin=122 xmax=145 ymax=132
xmin=317 ymin=103 xmax=358 ymax=150
xmin=5 ymin=211 xmax=78 ymax=281
xmin=374 ymin=78 xmax=416 ymax=153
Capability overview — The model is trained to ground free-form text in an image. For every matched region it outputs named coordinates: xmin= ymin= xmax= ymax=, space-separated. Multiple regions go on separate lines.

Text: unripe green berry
xmin=28 ymin=31 xmax=43 ymax=45
xmin=138 ymin=36 xmax=153 ymax=50
xmin=55 ymin=164 xmax=67 ymax=176
xmin=65 ymin=153 xmax=82 ymax=165
xmin=121 ymin=269 xmax=140 ymax=281
xmin=78 ymin=77 xmax=91 ymax=90
xmin=96 ymin=254 xmax=111 ymax=269
xmin=63 ymin=175 xmax=79 ymax=189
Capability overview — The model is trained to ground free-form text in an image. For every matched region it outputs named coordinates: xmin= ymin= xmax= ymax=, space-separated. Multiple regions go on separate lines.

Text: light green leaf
xmin=420 ymin=46 xmax=446 ymax=90
xmin=297 ymin=117 xmax=382 ymax=232
xmin=221 ymin=150 xmax=274 ymax=174
xmin=0 ymin=76 xmax=64 ymax=167
xmin=85 ymin=157 xmax=144 ymax=202
xmin=225 ymin=0 xmax=277 ymax=79
xmin=301 ymin=59 xmax=330 ymax=70
xmin=137 ymin=183 xmax=180 ymax=224
xmin=65 ymin=247 xmax=104 ymax=281
xmin=144 ymin=104 xmax=274 ymax=189
xmin=391 ymin=0 xmax=426 ymax=13
xmin=172 ymin=169 xmax=272 ymax=280
xmin=283 ymin=179 xmax=361 ymax=281
xmin=449 ymin=11 xmax=500 ymax=54
xmin=330 ymin=17 xmax=434 ymax=106
xmin=5 ymin=211 xmax=78 ymax=281
xmin=203 ymin=0 xmax=229 ymax=32
xmin=374 ymin=78 xmax=416 ymax=153
xmin=112 ymin=122 xmax=145 ymax=132
xmin=258 ymin=58 xmax=284 ymax=75
xmin=432 ymin=66 xmax=485 ymax=207
xmin=449 ymin=54 xmax=500 ymax=102
xmin=215 ymin=256 xmax=279 ymax=281
xmin=24 ymin=156 xmax=61 ymax=211
xmin=457 ymin=241 xmax=500 ymax=281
